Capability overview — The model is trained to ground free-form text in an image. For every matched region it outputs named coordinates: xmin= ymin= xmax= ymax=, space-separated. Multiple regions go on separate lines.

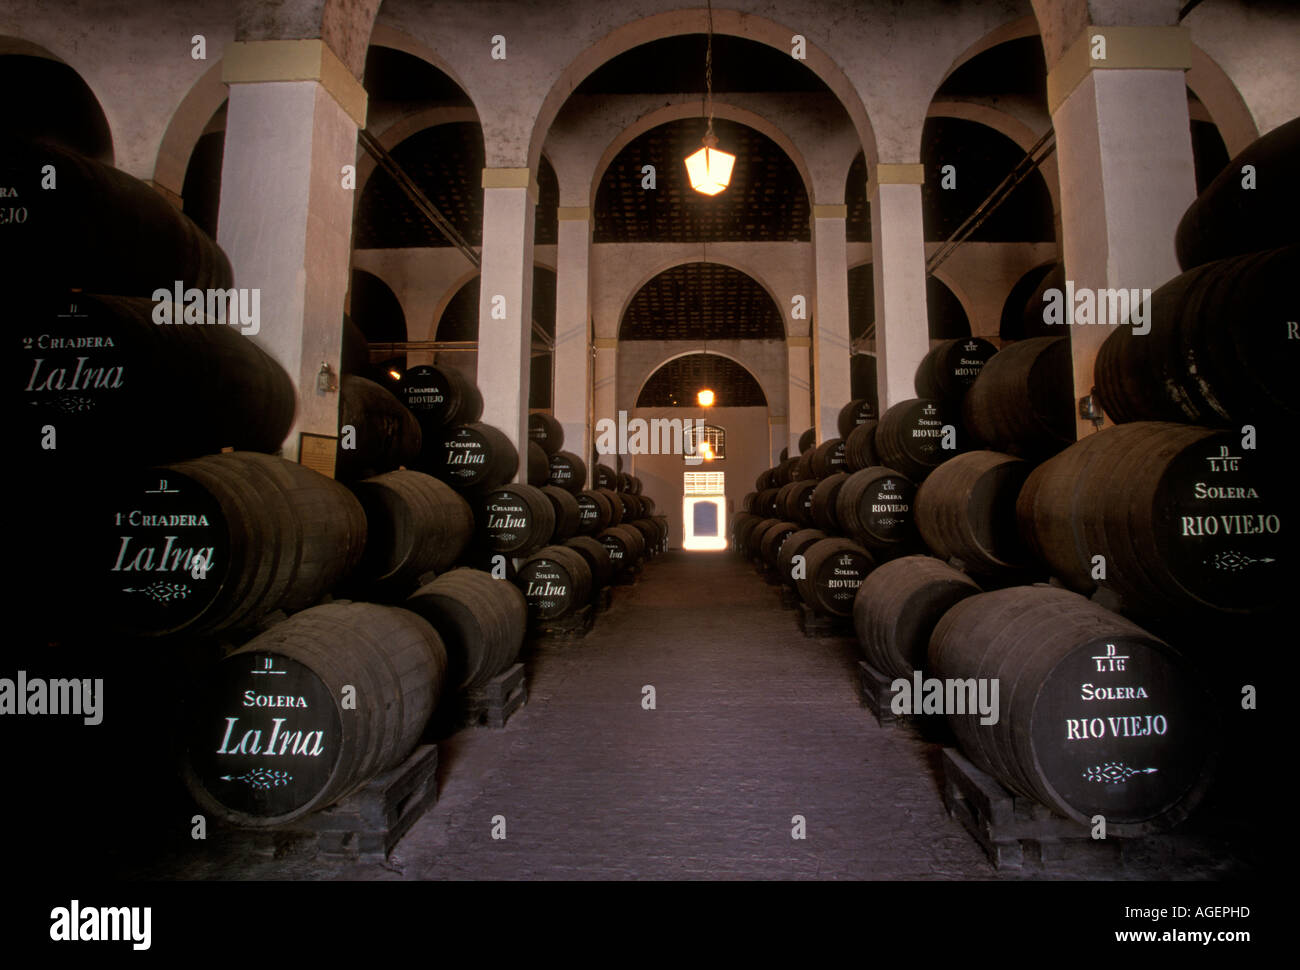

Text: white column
xmin=593 ymin=339 xmax=618 ymax=469
xmin=768 ymin=412 xmax=788 ymax=466
xmin=869 ymin=165 xmax=929 ymax=413
xmin=786 ymin=337 xmax=811 ymax=455
xmin=811 ymin=206 xmax=852 ymax=442
xmin=216 ymin=41 xmax=367 ymax=461
xmin=554 ymin=207 xmax=593 ymax=484
xmin=477 ymin=169 xmax=537 ymax=481
xmin=1049 ymin=26 xmax=1196 ymax=437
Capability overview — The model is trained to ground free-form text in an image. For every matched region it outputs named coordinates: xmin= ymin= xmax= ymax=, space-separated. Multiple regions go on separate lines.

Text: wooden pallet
xmin=939 ymin=747 xmax=1128 ymax=870
xmin=216 ymin=744 xmax=440 ymax=862
xmin=457 ymin=663 xmax=528 ymax=728
xmin=795 ymin=602 xmax=854 ymax=638
xmin=531 ymin=604 xmax=594 ymax=640
xmin=590 ymin=586 xmax=613 ymax=613
xmin=857 ymin=660 xmax=900 ymax=725
xmin=611 ymin=565 xmax=642 ymax=587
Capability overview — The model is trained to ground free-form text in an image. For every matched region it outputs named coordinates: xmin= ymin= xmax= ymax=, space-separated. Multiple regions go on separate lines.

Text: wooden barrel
xmin=576 ymin=489 xmax=613 ymax=533
xmin=595 ymin=487 xmax=625 ymax=525
xmin=605 ymin=523 xmax=647 ymax=564
xmin=1175 ymin=116 xmax=1300 ymax=271
xmin=962 ymin=337 xmax=1074 ymax=461
xmin=836 ymin=467 xmax=919 ymax=552
xmin=397 ymin=364 xmax=483 ymax=429
xmin=798 ymin=428 xmax=816 ymax=454
xmin=810 ymin=472 xmax=850 ymax=532
xmin=914 ymin=337 xmax=998 ymax=407
xmin=517 ymin=545 xmax=592 ymax=620
xmin=616 ymin=472 xmax=636 ymax=492
xmin=640 ymin=495 xmax=657 ymax=515
xmin=875 ymin=398 xmax=964 ymax=482
xmin=630 ymin=519 xmax=660 ymax=558
xmin=475 ymin=483 xmax=555 ymax=556
xmin=791 ymin=451 xmax=816 ymax=481
xmin=528 ymin=412 xmax=564 ymax=454
xmin=423 ymin=422 xmax=517 ymax=492
xmin=340 ymin=314 xmax=371 ymax=376
xmin=809 ymin=438 xmax=849 ymax=478
xmin=527 ymin=442 xmax=550 ymax=486
xmin=1015 ymin=421 xmax=1291 ymax=616
xmin=776 ymin=528 xmax=827 ymax=588
xmin=844 ymin=420 xmax=879 ymax=472
xmin=183 ymin=602 xmax=444 ymax=827
xmin=96 ymin=452 xmax=366 ymax=637
xmin=593 ymin=464 xmax=619 ymax=490
xmin=852 ymin=555 xmax=981 ymax=680
xmin=796 ymin=538 xmax=874 ymax=617
xmin=549 ymin=451 xmax=588 ymax=493
xmin=755 ymin=469 xmax=776 ymax=491
xmin=732 ymin=514 xmax=766 ymax=558
xmin=752 ymin=487 xmax=781 ymax=518
xmin=407 ymin=568 xmax=526 ymax=689
xmin=620 ymin=492 xmax=646 ymax=520
xmin=914 ymin=451 xmax=1032 ymax=576
xmin=741 ymin=491 xmax=758 ymax=513
xmin=2 ymin=134 xmax=233 ymax=296
xmin=626 ymin=475 xmax=644 ymax=495
xmin=837 ymin=399 xmax=877 ymax=439
xmin=1019 ymin=263 xmax=1066 ymax=340
xmin=541 ymin=484 xmax=582 ymax=541
xmin=564 ymin=535 xmax=613 ymax=590
xmin=1095 ymin=246 xmax=1300 ymax=428
xmin=758 ymin=520 xmax=800 ymax=567
xmin=651 ymin=514 xmax=669 ymax=552
xmin=929 ymin=586 xmax=1217 ymax=831
xmin=779 ymin=447 xmax=789 ymax=462
xmin=783 ymin=479 xmax=819 ymax=527
xmin=350 ymin=470 xmax=474 ymax=592
xmin=15 ymin=292 xmax=295 ymax=465
xmin=336 ymin=376 xmax=423 ymax=481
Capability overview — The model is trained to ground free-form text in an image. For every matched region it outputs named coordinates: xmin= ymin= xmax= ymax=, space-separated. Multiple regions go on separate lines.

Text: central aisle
xmin=391 ymin=549 xmax=993 ymax=879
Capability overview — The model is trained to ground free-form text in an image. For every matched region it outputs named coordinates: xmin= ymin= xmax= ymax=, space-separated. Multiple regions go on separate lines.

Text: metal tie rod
xmin=357 ymin=128 xmax=481 ymax=269
xmin=926 ymin=128 xmax=1056 ymax=274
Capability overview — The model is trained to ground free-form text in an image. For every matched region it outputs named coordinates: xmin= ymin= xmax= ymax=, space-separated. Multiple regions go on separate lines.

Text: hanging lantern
xmin=685 ymin=133 xmax=735 ymax=196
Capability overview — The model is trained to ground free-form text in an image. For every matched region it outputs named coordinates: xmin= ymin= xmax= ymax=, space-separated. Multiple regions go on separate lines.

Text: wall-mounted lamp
xmin=317 ymin=361 xmax=338 ymax=393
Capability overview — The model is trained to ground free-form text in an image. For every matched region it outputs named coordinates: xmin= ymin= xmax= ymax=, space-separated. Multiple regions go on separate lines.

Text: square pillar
xmin=1048 ymin=26 xmax=1197 ymax=437
xmin=811 ymin=206 xmax=852 ymax=443
xmin=477 ymin=169 xmax=537 ymax=480
xmin=786 ymin=337 xmax=812 ymax=456
xmin=216 ymin=40 xmax=367 ymax=462
xmin=869 ymin=165 xmax=929 ymax=413
xmin=554 ymin=207 xmax=593 ymax=483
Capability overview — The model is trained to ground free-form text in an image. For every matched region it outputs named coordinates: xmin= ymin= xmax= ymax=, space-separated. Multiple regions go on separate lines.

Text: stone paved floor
xmin=130 ymin=550 xmax=1254 ymax=881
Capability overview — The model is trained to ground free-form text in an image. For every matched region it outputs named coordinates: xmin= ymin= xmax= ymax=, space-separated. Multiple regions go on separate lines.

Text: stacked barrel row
xmin=5 ymin=136 xmax=535 ymax=836
xmin=731 ymin=396 xmax=898 ymax=621
xmin=510 ymin=459 xmax=666 ymax=629
xmin=848 ymin=125 xmax=1298 ymax=840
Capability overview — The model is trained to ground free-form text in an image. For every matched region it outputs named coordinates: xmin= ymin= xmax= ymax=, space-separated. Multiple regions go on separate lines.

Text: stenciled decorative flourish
xmin=1207 ymin=551 xmax=1275 ymax=572
xmin=220 ymin=769 xmax=293 ymax=791
xmin=53 ymin=395 xmax=95 ymax=413
xmin=121 ymin=581 xmax=192 ymax=603
xmin=1082 ymin=762 xmax=1158 ymax=784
